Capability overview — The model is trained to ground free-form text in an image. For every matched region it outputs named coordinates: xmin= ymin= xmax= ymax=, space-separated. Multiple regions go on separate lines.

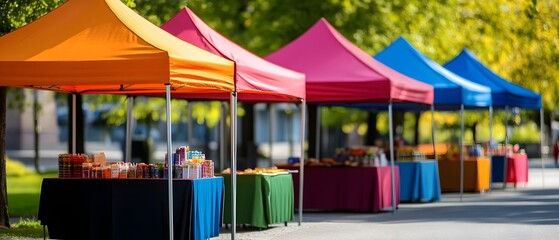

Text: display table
xmin=491 ymin=154 xmax=529 ymax=185
xmin=288 ymin=166 xmax=399 ymax=212
xmin=395 ymin=160 xmax=441 ymax=202
xmin=222 ymin=173 xmax=294 ymax=228
xmin=438 ymin=158 xmax=490 ymax=192
xmin=38 ymin=177 xmax=224 ymax=240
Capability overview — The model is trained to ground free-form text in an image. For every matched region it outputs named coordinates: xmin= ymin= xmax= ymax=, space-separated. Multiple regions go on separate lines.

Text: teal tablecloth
xmin=223 ymin=173 xmax=294 ymax=228
xmin=396 ymin=160 xmax=441 ymax=202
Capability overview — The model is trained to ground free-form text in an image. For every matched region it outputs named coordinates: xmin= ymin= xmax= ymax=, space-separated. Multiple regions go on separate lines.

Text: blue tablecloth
xmin=396 ymin=160 xmax=441 ymax=202
xmin=491 ymin=155 xmax=506 ymax=183
xmin=193 ymin=177 xmax=224 ymax=240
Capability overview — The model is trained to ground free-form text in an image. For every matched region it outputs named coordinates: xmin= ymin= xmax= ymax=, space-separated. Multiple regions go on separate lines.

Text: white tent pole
xmin=504 ymin=106 xmax=509 ymax=188
xmin=388 ymin=102 xmax=396 ymax=213
xmin=299 ymin=99 xmax=306 ymax=226
xmin=230 ymin=92 xmax=238 ymax=239
xmin=431 ymin=105 xmax=438 ymax=161
xmin=72 ymin=94 xmax=76 ymax=154
xmin=269 ymin=104 xmax=275 ymax=167
xmin=220 ymin=102 xmax=226 ymax=172
xmin=540 ymin=106 xmax=545 ymax=187
xmin=315 ymin=106 xmax=321 ymax=161
xmin=460 ymin=104 xmax=464 ymax=202
xmin=165 ymin=85 xmax=174 ymax=240
xmin=125 ymin=96 xmax=134 ymax=162
xmin=488 ymin=106 xmax=493 ymax=192
xmin=188 ymin=103 xmax=193 ymax=146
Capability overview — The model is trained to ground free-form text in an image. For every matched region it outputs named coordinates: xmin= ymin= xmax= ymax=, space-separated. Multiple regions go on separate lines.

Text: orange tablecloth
xmin=438 ymin=158 xmax=490 ymax=192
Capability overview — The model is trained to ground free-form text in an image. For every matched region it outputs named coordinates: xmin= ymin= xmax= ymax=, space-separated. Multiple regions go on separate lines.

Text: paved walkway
xmin=217 ymin=159 xmax=559 ymax=240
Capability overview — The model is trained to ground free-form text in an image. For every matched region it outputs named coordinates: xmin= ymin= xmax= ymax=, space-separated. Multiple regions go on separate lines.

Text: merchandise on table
xmin=276 ymin=146 xmax=389 ymax=168
xmin=396 ymin=146 xmax=428 ymax=161
xmin=56 ymin=145 xmax=216 ymax=179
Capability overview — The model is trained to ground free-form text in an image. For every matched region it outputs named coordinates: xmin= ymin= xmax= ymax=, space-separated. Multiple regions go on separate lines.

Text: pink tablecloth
xmin=507 ymin=154 xmax=528 ymax=183
xmin=289 ymin=166 xmax=399 ymax=212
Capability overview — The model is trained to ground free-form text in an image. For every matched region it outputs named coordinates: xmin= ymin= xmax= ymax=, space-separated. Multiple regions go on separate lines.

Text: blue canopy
xmin=444 ymin=49 xmax=541 ymax=109
xmin=374 ymin=37 xmax=492 ymax=108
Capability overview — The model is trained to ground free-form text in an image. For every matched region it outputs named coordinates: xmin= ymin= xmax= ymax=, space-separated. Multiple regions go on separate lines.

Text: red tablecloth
xmin=507 ymin=154 xmax=528 ymax=184
xmin=288 ymin=166 xmax=399 ymax=212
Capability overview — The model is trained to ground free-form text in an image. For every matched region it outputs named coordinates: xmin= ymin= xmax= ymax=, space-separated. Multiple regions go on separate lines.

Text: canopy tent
xmin=375 ymin=37 xmax=492 ymax=108
xmin=267 ymin=18 xmax=435 ymax=215
xmin=161 ymin=7 xmax=305 ymax=103
xmin=444 ymin=49 xmax=541 ymax=110
xmin=160 ymin=7 xmax=307 ymax=233
xmin=0 ymin=0 xmax=236 ymax=239
xmin=266 ymin=19 xmax=433 ymax=105
xmin=375 ymin=37 xmax=492 ymax=199
xmin=444 ymin=49 xmax=544 ymax=187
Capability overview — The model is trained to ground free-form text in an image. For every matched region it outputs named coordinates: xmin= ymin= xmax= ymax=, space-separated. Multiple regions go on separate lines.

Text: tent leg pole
xmin=269 ymin=104 xmax=275 ymax=167
xmin=315 ymin=106 xmax=321 ymax=161
xmin=540 ymin=107 xmax=545 ymax=187
xmin=504 ymin=106 xmax=509 ymax=188
xmin=488 ymin=106 xmax=493 ymax=192
xmin=299 ymin=99 xmax=306 ymax=226
xmin=165 ymin=85 xmax=174 ymax=240
xmin=72 ymin=93 xmax=76 ymax=154
xmin=460 ymin=104 xmax=464 ymax=202
xmin=231 ymin=92 xmax=237 ymax=240
xmin=188 ymin=103 xmax=193 ymax=146
xmin=388 ymin=102 xmax=396 ymax=213
xmin=431 ymin=105 xmax=438 ymax=161
xmin=125 ymin=96 xmax=134 ymax=163
xmin=220 ymin=102 xmax=225 ymax=172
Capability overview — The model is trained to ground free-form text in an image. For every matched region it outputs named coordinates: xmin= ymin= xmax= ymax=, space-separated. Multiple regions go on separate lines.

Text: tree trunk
xmin=67 ymin=94 xmax=85 ymax=153
xmin=239 ymin=103 xmax=255 ymax=169
xmin=365 ymin=112 xmax=378 ymax=145
xmin=307 ymin=104 xmax=317 ymax=159
xmin=472 ymin=121 xmax=477 ymax=143
xmin=413 ymin=112 xmax=421 ymax=145
xmin=0 ymin=87 xmax=10 ymax=229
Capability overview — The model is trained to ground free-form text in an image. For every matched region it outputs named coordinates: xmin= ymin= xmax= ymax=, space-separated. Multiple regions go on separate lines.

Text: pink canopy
xmin=161 ymin=7 xmax=306 ymax=102
xmin=266 ymin=18 xmax=433 ymax=104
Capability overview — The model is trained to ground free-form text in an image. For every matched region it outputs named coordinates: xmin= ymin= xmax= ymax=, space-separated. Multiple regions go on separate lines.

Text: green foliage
xmin=6 ymin=157 xmax=29 ymax=177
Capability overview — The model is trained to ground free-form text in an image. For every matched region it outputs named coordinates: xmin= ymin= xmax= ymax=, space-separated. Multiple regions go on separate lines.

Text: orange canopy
xmin=0 ymin=0 xmax=235 ymax=94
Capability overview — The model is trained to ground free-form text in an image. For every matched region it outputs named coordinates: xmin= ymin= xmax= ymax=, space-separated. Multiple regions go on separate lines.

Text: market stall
xmin=222 ymin=172 xmax=294 ymax=228
xmin=38 ymin=177 xmax=223 ymax=240
xmin=267 ymin=19 xmax=434 ymax=213
xmin=0 ymin=0 xmax=236 ymax=239
xmin=396 ymin=160 xmax=441 ymax=202
xmin=287 ymin=165 xmax=399 ymax=212
xmin=375 ymin=37 xmax=492 ymax=199
xmin=491 ymin=153 xmax=529 ymax=187
xmin=444 ymin=49 xmax=542 ymax=188
xmin=160 ymin=7 xmax=306 ymax=236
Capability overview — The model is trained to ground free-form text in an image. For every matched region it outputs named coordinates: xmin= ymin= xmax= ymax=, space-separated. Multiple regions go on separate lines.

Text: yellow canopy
xmin=0 ymin=0 xmax=235 ymax=94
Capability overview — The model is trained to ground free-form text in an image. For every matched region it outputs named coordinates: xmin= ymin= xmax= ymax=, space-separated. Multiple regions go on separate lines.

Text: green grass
xmin=2 ymin=158 xmax=55 ymax=238
xmin=0 ymin=218 xmax=48 ymax=239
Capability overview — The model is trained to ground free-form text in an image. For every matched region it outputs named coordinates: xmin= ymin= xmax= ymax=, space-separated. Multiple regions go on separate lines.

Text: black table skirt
xmin=38 ymin=178 xmax=223 ymax=240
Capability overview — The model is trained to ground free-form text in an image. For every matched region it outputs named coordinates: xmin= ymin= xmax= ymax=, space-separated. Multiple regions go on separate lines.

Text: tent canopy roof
xmin=0 ymin=0 xmax=235 ymax=94
xmin=375 ymin=37 xmax=492 ymax=108
xmin=160 ymin=7 xmax=305 ymax=102
xmin=265 ymin=18 xmax=433 ymax=105
xmin=444 ymin=49 xmax=541 ymax=109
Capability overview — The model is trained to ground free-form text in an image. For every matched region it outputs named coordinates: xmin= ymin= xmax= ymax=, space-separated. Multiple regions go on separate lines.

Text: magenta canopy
xmin=266 ymin=18 xmax=433 ymax=104
xmin=161 ymin=7 xmax=306 ymax=102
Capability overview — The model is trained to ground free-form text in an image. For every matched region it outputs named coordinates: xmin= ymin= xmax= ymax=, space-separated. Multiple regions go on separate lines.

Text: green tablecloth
xmin=223 ymin=173 xmax=294 ymax=228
